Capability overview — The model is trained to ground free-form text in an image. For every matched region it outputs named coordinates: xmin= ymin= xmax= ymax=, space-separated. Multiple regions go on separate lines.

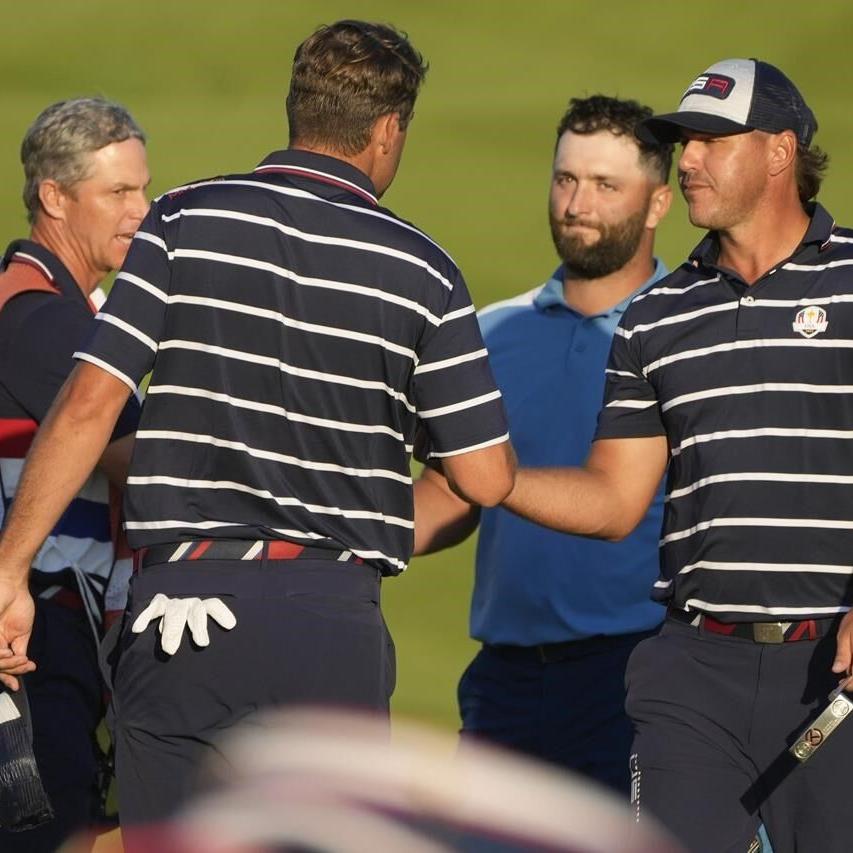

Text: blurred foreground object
xmin=0 ymin=681 xmax=53 ymax=831
xmin=114 ymin=709 xmax=684 ymax=852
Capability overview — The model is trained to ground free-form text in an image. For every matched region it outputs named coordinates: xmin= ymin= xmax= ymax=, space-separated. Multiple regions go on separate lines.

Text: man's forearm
xmin=413 ymin=468 xmax=480 ymax=556
xmin=501 ymin=436 xmax=669 ymax=542
xmin=502 ymin=466 xmax=629 ymax=540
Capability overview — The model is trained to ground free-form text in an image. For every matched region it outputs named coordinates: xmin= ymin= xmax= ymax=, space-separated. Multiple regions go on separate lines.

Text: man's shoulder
xmin=826 ymin=224 xmax=853 ymax=253
xmin=619 ymin=261 xmax=715 ymax=326
xmin=477 ymin=285 xmax=544 ymax=338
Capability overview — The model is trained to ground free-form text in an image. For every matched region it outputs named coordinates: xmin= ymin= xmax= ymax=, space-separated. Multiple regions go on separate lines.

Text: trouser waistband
xmin=485 ymin=628 xmax=658 ymax=664
xmin=134 ymin=539 xmax=363 ymax=571
xmin=667 ymin=608 xmax=841 ymax=644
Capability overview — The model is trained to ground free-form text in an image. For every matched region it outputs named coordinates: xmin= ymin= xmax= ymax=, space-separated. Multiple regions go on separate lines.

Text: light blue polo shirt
xmin=471 ymin=261 xmax=668 ymax=645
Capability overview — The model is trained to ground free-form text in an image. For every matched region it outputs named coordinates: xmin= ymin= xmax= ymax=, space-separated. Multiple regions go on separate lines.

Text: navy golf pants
xmin=458 ymin=630 xmax=656 ymax=794
xmin=106 ymin=557 xmax=395 ymax=835
xmin=626 ymin=617 xmax=853 ymax=853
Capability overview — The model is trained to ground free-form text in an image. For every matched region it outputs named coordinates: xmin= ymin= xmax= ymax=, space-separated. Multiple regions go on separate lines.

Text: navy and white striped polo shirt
xmin=75 ymin=150 xmax=509 ymax=574
xmin=596 ymin=203 xmax=853 ymax=621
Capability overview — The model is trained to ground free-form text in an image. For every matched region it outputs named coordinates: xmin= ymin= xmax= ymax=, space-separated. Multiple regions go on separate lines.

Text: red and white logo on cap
xmin=683 ymin=74 xmax=736 ymax=101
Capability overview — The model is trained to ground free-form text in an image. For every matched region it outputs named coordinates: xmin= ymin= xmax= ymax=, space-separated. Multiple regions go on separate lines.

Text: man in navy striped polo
xmin=498 ymin=59 xmax=853 ymax=852
xmin=0 ymin=21 xmax=515 ymax=833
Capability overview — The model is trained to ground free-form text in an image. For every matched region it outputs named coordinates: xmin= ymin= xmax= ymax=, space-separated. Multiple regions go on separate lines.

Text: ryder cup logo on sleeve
xmin=683 ymin=74 xmax=736 ymax=101
xmin=792 ymin=305 xmax=829 ymax=338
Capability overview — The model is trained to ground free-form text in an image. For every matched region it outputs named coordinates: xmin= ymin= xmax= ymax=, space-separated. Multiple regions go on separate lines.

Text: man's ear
xmin=372 ymin=112 xmax=401 ymax=154
xmin=768 ymin=129 xmax=797 ymax=178
xmin=645 ymin=183 xmax=673 ymax=229
xmin=37 ymin=179 xmax=69 ymax=221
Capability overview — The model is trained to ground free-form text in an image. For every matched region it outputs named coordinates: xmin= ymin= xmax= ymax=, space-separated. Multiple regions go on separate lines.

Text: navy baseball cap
xmin=638 ymin=58 xmax=816 ymax=147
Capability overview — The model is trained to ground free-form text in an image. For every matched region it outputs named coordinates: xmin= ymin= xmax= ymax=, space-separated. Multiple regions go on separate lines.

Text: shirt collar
xmin=254 ymin=149 xmax=379 ymax=206
xmin=534 ymin=257 xmax=669 ymax=316
xmin=1 ymin=238 xmax=91 ymax=306
xmin=688 ymin=202 xmax=836 ymax=268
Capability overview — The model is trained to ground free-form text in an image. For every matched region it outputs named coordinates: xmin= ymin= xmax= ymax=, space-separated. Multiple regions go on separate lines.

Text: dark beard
xmin=550 ymin=206 xmax=648 ymax=280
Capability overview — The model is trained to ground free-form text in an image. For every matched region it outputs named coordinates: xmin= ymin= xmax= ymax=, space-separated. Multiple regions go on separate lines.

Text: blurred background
xmin=2 ymin=0 xmax=851 ymax=731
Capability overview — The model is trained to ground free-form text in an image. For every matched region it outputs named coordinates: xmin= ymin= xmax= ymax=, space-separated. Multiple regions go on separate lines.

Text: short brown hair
xmin=557 ymin=95 xmax=673 ymax=185
xmin=286 ymin=20 xmax=428 ymax=156
xmin=21 ymin=97 xmax=145 ymax=225
xmin=795 ymin=143 xmax=829 ymax=205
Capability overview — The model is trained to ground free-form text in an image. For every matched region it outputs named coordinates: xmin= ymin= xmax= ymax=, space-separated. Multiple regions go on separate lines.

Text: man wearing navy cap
xmin=497 ymin=59 xmax=853 ymax=852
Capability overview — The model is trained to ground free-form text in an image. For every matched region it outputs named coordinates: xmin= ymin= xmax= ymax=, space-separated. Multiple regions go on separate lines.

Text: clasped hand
xmin=132 ymin=593 xmax=236 ymax=655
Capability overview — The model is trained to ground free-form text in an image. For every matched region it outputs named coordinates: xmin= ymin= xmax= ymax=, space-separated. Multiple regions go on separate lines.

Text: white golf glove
xmin=131 ymin=593 xmax=237 ymax=655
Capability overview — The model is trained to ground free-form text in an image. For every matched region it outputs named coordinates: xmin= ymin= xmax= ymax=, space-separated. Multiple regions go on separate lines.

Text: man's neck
xmin=562 ymin=250 xmax=656 ymax=317
xmin=28 ymin=222 xmax=100 ymax=296
xmin=716 ymin=195 xmax=811 ymax=285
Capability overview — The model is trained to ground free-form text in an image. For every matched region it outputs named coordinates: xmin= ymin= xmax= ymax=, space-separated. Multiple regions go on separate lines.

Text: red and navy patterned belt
xmin=134 ymin=539 xmax=363 ymax=571
xmin=668 ymin=608 xmax=840 ymax=644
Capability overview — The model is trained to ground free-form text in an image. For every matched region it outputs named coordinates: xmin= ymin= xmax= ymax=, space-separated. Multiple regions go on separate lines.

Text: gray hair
xmin=21 ymin=97 xmax=146 ymax=224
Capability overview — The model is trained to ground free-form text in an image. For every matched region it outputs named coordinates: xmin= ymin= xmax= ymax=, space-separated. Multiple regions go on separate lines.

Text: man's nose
xmin=566 ymin=182 xmax=592 ymax=217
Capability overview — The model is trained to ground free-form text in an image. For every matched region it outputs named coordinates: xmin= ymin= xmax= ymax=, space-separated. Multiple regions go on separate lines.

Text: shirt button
xmin=742 ymin=295 xmax=755 ymax=305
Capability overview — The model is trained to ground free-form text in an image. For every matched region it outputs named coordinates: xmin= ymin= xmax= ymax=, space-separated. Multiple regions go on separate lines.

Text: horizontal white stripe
xmin=73 ymin=352 xmax=137 ymax=392
xmin=133 ymin=230 xmax=168 ymax=252
xmin=125 ymin=518 xmax=324 ymax=540
xmin=334 ymin=201 xmax=456 ymax=267
xmin=784 ymin=258 xmax=853 ymax=273
xmin=653 ymin=579 xmax=672 ymax=588
xmin=147 ymin=384 xmax=406 ymax=441
xmin=172 ymin=247 xmax=444 ymax=327
xmin=418 ymin=390 xmax=502 ymax=419
xmin=135 ymin=429 xmax=412 ymax=484
xmin=164 ymin=207 xmax=453 ymax=292
xmin=668 ymin=471 xmax=853 ymax=501
xmin=830 ymin=234 xmax=853 ymax=244
xmin=671 ymin=426 xmax=853 ymax=457
xmin=127 ymin=475 xmax=413 ymax=528
xmin=679 ymin=560 xmax=853 ymax=575
xmin=662 ymin=516 xmax=853 ymax=546
xmin=662 ymin=381 xmax=853 ymax=414
xmin=644 ymin=337 xmax=853 ymax=377
xmin=683 ymin=598 xmax=850 ymax=617
xmin=94 ymin=312 xmax=158 ymax=352
xmin=604 ymin=368 xmax=638 ymax=378
xmin=605 ymin=399 xmax=656 ymax=410
xmin=617 ymin=301 xmax=735 ymax=340
xmin=442 ymin=305 xmax=476 ymax=324
xmin=414 ymin=348 xmax=487 ymax=375
xmin=632 ymin=274 xmax=720 ymax=302
xmin=114 ymin=270 xmax=168 ymax=302
xmin=157 ymin=340 xmax=416 ymax=412
xmin=429 ymin=432 xmax=510 ymax=459
xmin=747 ymin=293 xmax=853 ymax=308
xmin=169 ymin=293 xmax=416 ymax=361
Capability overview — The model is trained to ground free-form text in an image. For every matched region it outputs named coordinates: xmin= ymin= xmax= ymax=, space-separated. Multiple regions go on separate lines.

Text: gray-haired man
xmin=0 ymin=97 xmax=148 ymax=850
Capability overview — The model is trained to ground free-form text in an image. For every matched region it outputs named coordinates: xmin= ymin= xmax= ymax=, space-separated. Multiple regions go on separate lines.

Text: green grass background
xmin=3 ymin=0 xmax=852 ymax=731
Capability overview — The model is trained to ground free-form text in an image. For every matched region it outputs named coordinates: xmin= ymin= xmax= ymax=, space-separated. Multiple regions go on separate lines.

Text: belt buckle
xmin=753 ymin=622 xmax=786 ymax=644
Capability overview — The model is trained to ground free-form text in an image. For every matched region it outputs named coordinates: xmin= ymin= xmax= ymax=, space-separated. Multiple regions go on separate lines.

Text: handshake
xmin=132 ymin=594 xmax=237 ymax=655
